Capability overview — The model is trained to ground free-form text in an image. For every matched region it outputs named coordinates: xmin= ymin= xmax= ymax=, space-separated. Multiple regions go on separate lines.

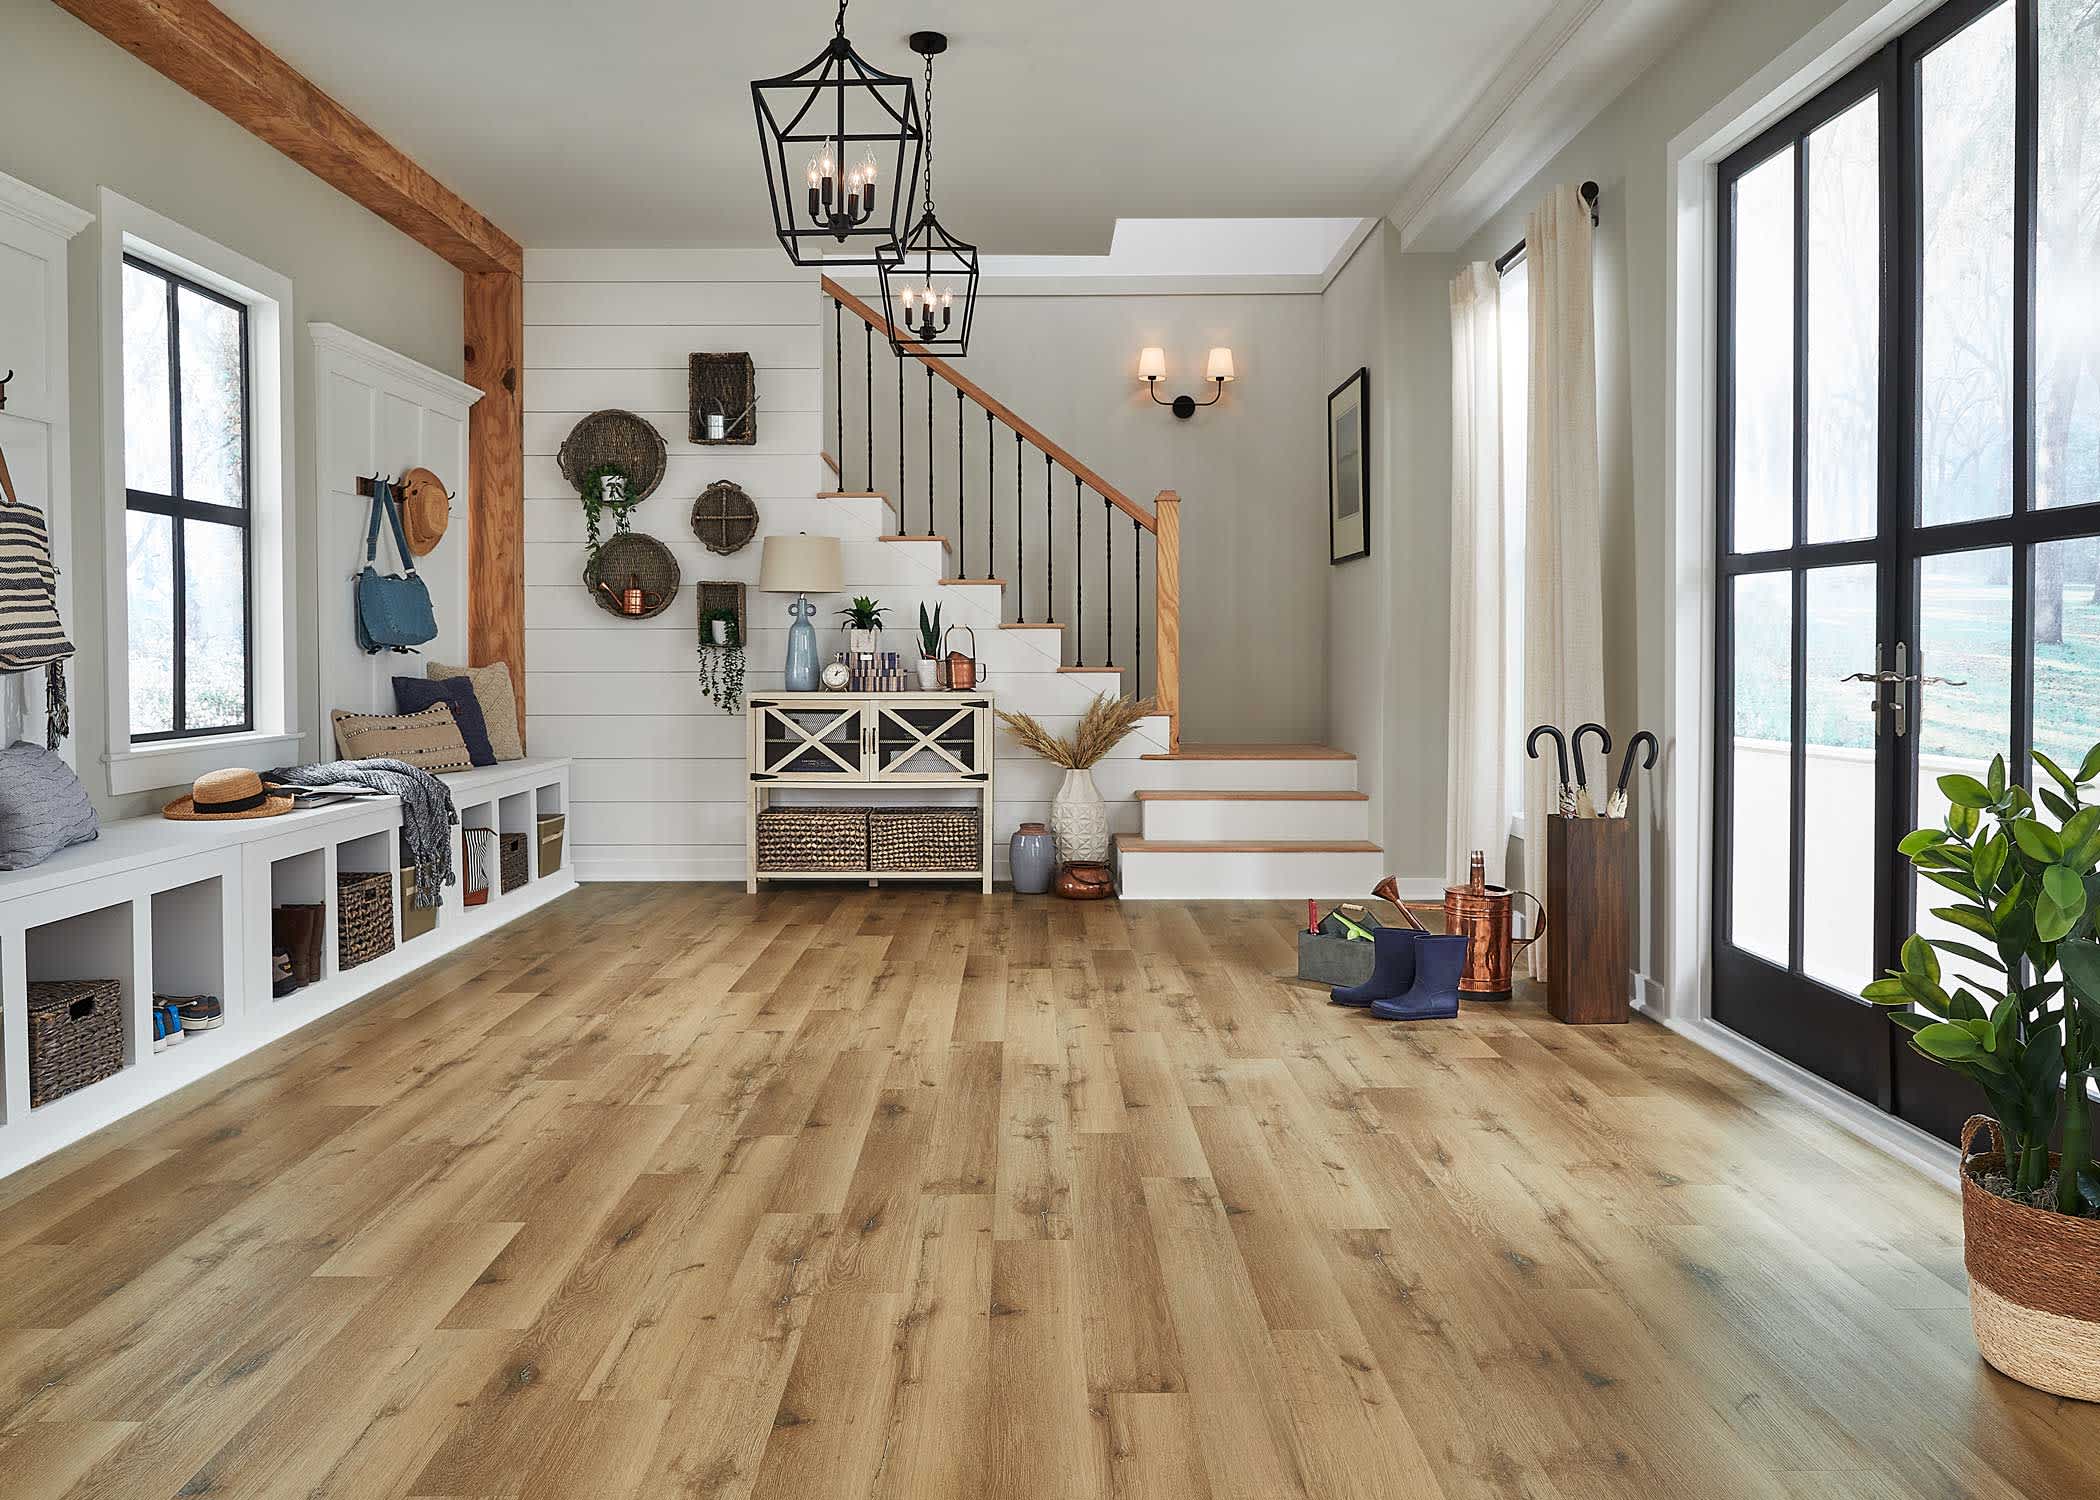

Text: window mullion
xmin=164 ymin=272 xmax=186 ymax=733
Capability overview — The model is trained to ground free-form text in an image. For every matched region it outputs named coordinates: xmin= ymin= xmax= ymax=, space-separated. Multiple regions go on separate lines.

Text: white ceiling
xmin=211 ymin=0 xmax=1580 ymax=252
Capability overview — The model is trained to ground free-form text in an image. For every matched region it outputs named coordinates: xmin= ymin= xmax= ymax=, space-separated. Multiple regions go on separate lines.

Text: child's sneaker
xmin=161 ymin=1001 xmax=186 ymax=1046
xmin=178 ymin=995 xmax=224 ymax=1034
xmin=152 ymin=1007 xmax=169 ymax=1053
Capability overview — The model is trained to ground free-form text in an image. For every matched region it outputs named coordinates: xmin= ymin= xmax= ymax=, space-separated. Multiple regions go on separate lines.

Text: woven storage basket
xmin=538 ymin=814 xmax=566 ymax=875
xmin=1960 ymin=1116 xmax=2100 ymax=1401
xmin=757 ymin=806 xmax=868 ymax=872
xmin=400 ymin=867 xmax=437 ymax=941
xmin=337 ymin=871 xmax=395 ymax=971
xmin=584 ymin=531 xmax=681 ymax=620
xmin=688 ymin=352 xmax=757 ymax=444
xmin=558 ymin=409 xmax=668 ymax=499
xmin=691 ymin=481 xmax=759 ymax=555
xmin=500 ymin=832 xmax=529 ymax=892
xmin=27 ymin=979 xmax=125 ymax=1109
xmin=869 ymin=806 xmax=981 ymax=872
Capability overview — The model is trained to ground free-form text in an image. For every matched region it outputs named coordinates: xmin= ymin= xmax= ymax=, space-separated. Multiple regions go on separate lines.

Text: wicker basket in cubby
xmin=500 ymin=832 xmax=529 ymax=893
xmin=337 ymin=871 xmax=395 ymax=971
xmin=757 ymin=806 xmax=868 ymax=871
xmin=27 ymin=979 xmax=125 ymax=1108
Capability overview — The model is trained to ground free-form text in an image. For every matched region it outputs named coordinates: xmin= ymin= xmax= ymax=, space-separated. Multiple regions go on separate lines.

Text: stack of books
xmin=841 ymin=651 xmax=913 ymax=692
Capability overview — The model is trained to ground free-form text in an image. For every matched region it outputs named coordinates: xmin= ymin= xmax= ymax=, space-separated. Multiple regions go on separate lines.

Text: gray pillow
xmin=0 ymin=741 xmax=99 ymax=869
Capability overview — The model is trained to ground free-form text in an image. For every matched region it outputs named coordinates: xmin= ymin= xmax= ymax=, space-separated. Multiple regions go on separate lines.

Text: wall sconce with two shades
xmin=1138 ymin=345 xmax=1234 ymax=418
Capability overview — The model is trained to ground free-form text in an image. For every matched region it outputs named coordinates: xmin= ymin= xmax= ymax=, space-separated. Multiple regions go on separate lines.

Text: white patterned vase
xmin=1050 ymin=767 xmax=1110 ymax=864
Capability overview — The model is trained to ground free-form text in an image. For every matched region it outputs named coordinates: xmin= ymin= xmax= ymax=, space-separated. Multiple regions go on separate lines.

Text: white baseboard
xmin=1659 ymin=1015 xmax=1959 ymax=1191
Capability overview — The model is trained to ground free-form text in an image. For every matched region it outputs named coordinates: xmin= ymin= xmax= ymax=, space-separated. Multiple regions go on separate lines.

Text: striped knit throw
xmin=0 ymin=501 xmax=74 ymax=748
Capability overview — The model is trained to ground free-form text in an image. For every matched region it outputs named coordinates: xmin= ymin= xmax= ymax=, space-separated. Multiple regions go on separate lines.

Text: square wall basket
xmin=689 ymin=353 xmax=756 ymax=445
xmin=697 ymin=580 xmax=747 ymax=642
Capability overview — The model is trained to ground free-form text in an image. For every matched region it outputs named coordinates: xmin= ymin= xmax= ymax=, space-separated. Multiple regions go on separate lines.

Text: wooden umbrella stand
xmin=1544 ymin=813 xmax=1632 ymax=1025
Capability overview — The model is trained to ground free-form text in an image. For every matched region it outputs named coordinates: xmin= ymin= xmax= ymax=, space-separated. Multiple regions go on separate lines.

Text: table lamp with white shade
xmin=758 ymin=533 xmax=842 ymax=691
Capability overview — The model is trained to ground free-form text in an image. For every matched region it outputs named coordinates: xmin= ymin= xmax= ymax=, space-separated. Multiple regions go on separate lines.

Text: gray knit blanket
xmin=264 ymin=758 xmax=457 ymax=907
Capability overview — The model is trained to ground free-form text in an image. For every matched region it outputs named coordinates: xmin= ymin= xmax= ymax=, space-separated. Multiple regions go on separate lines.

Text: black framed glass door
xmin=1713 ymin=0 xmax=2100 ymax=1143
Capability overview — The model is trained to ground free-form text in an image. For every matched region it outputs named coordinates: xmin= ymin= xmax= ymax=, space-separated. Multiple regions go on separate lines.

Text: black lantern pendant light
xmin=876 ymin=33 xmax=980 ymax=358
xmin=751 ymin=1 xmax=923 ymax=267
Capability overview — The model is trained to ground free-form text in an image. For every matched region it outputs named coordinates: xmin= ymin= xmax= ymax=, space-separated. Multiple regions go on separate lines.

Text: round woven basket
xmin=1960 ymin=1116 xmax=2100 ymax=1401
xmin=691 ymin=480 xmax=759 ymax=555
xmin=558 ymin=410 xmax=668 ymax=500
xmin=583 ymin=532 xmax=681 ymax=620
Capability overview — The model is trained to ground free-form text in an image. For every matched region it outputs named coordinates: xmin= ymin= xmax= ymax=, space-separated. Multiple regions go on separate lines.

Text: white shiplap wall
xmin=524 ymin=249 xmax=829 ymax=879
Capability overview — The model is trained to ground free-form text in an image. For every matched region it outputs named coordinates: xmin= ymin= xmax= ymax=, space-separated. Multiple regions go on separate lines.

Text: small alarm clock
xmin=820 ymin=660 xmax=852 ymax=691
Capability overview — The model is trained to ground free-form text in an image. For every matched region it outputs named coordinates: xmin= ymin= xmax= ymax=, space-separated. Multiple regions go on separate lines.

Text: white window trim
xmin=97 ymin=189 xmax=301 ymax=796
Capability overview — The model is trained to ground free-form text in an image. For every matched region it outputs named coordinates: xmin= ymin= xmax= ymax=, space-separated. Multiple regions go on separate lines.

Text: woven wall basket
xmin=558 ymin=410 xmax=668 ymax=500
xmin=583 ymin=531 xmax=681 ymax=620
xmin=1960 ymin=1116 xmax=2100 ymax=1401
xmin=691 ymin=480 xmax=759 ymax=555
xmin=689 ymin=352 xmax=757 ymax=445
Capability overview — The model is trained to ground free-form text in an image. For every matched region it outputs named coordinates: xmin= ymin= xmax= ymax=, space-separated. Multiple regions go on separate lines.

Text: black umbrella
xmin=1571 ymin=723 xmax=1613 ymax=819
xmin=1527 ymin=724 xmax=1574 ymax=817
xmin=1609 ymin=731 xmax=1658 ymax=819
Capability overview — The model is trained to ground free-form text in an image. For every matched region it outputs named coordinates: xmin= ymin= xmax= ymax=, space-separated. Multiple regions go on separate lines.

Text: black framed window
xmin=121 ymin=254 xmax=253 ymax=741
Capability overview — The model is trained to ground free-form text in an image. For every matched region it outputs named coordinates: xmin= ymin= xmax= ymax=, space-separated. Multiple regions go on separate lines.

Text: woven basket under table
xmin=869 ymin=806 xmax=982 ymax=872
xmin=27 ymin=979 xmax=125 ymax=1109
xmin=757 ymin=806 xmax=869 ymax=872
xmin=337 ymin=870 xmax=396 ymax=971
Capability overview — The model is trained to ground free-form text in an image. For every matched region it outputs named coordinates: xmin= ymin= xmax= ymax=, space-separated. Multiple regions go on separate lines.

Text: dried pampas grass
xmin=998 ymin=694 xmax=1156 ymax=770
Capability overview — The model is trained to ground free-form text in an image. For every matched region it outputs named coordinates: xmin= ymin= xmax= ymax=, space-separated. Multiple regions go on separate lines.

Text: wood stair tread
xmin=940 ymin=577 xmax=1005 ymax=587
xmin=1140 ymin=743 xmax=1356 ymax=762
xmin=1134 ymin=789 xmax=1368 ymax=801
xmin=881 ymin=533 xmax=952 ymax=550
xmin=1117 ymin=837 xmax=1382 ymax=854
xmin=1056 ymin=665 xmax=1122 ymax=674
xmin=818 ymin=490 xmax=887 ymax=499
xmin=999 ymin=622 xmax=1062 ymax=630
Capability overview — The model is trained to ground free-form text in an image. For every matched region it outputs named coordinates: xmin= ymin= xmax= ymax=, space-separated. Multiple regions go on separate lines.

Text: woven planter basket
xmin=584 ymin=532 xmax=681 ymax=620
xmin=27 ymin=979 xmax=125 ymax=1108
xmin=558 ymin=410 xmax=668 ymax=499
xmin=500 ymin=831 xmax=529 ymax=893
xmin=757 ymin=806 xmax=868 ymax=872
xmin=691 ymin=480 xmax=759 ymax=555
xmin=1960 ymin=1116 xmax=2100 ymax=1401
xmin=869 ymin=806 xmax=981 ymax=871
xmin=337 ymin=870 xmax=395 ymax=971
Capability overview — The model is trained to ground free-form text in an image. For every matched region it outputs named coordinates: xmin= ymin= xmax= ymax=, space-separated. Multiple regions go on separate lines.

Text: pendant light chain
xmin=920 ymin=49 xmax=937 ymax=223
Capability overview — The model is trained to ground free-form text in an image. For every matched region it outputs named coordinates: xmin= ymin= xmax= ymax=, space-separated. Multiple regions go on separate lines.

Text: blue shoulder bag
xmin=354 ymin=478 xmax=437 ymax=654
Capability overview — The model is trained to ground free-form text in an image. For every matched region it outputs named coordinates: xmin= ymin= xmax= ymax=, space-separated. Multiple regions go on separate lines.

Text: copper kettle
xmin=598 ymin=572 xmax=664 ymax=617
xmin=1375 ymin=851 xmax=1544 ymax=1002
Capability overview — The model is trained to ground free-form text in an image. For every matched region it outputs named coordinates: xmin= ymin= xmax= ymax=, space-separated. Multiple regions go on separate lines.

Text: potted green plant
xmin=838 ymin=596 xmax=885 ymax=659
xmin=916 ymin=602 xmax=943 ymax=690
xmin=578 ymin=462 xmax=636 ymax=564
xmin=1870 ymin=748 xmax=2100 ymax=1400
xmin=697 ymin=608 xmax=743 ymax=712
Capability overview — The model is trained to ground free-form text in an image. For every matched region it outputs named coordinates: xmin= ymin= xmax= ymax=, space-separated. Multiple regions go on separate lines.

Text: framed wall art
xmin=1328 ymin=366 xmax=1370 ymax=565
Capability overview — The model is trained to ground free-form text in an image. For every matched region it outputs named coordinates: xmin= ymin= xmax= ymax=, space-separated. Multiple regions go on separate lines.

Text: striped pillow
xmin=330 ymin=705 xmax=474 ymax=773
xmin=0 ymin=503 xmax=73 ymax=671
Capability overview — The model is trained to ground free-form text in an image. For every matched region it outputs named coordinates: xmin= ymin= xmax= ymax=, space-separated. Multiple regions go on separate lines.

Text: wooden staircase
xmin=820 ymin=282 xmax=1382 ymax=898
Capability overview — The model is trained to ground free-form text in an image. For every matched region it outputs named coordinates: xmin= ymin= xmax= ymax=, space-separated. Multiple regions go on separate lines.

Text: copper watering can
xmin=1375 ymin=851 xmax=1545 ymax=1002
xmin=597 ymin=573 xmax=664 ymax=617
xmin=940 ymin=624 xmax=989 ymax=690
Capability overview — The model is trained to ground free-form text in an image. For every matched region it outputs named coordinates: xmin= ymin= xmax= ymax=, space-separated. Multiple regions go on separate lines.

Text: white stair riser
xmin=1126 ymin=759 xmax=1358 ymax=792
xmin=1139 ymin=798 xmax=1369 ymax=842
xmin=1115 ymin=848 xmax=1389 ymax=901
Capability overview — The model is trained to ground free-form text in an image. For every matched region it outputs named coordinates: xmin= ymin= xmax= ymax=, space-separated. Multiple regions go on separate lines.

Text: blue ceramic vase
xmin=1009 ymin=822 xmax=1056 ymax=894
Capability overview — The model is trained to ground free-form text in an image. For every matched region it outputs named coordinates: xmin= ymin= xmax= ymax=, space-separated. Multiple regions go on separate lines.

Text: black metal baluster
xmin=833 ymin=298 xmax=842 ymax=475
xmin=986 ymin=410 xmax=995 ymax=590
xmin=1045 ymin=454 xmax=1055 ymax=623
xmin=1074 ymin=475 xmax=1084 ymax=665
xmin=956 ymin=386 xmax=965 ymax=576
xmin=863 ymin=321 xmax=873 ymax=491
xmin=1133 ymin=518 xmax=1143 ymax=693
xmin=1105 ymin=497 xmax=1115 ymax=669
xmin=925 ymin=365 xmax=935 ymax=536
xmin=1015 ymin=432 xmax=1025 ymax=622
xmin=896 ymin=346 xmax=905 ymax=514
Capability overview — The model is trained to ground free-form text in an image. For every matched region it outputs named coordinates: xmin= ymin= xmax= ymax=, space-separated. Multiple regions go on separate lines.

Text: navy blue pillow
xmin=392 ymin=676 xmax=496 ymax=766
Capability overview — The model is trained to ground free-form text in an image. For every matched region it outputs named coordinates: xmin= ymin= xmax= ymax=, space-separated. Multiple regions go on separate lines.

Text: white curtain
xmin=1446 ymin=263 xmax=1506 ymax=886
xmin=1523 ymin=184 xmax=1607 ymax=972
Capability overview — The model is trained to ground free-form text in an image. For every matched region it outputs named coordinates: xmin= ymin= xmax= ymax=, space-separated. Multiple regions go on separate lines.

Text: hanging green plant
xmin=579 ymin=462 xmax=638 ymax=563
xmin=697 ymin=610 xmax=745 ymax=712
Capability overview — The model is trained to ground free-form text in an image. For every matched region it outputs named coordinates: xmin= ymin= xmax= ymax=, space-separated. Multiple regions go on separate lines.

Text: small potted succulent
xmin=916 ymin=602 xmax=943 ymax=690
xmin=838 ymin=595 xmax=885 ymax=660
xmin=1870 ymin=747 xmax=2100 ymax=1400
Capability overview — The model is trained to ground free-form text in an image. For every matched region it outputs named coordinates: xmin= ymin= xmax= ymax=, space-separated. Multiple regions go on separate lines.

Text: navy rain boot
xmin=1371 ymin=933 xmax=1466 ymax=1020
xmin=1330 ymin=926 xmax=1418 ymax=1007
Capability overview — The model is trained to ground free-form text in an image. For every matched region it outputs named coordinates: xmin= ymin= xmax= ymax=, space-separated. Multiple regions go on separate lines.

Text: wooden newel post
xmin=1153 ymin=490 xmax=1181 ymax=752
xmin=465 ymin=270 xmax=526 ymax=743
xmin=1545 ymin=814 xmax=1632 ymax=1025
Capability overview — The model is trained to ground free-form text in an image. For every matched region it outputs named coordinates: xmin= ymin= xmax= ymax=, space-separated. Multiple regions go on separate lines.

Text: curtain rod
xmin=1494 ymin=181 xmax=1599 ymax=276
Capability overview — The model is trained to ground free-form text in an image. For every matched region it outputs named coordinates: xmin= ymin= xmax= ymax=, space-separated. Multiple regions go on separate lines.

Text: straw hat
xmin=397 ymin=467 xmax=451 ymax=556
xmin=162 ymin=767 xmax=295 ymax=821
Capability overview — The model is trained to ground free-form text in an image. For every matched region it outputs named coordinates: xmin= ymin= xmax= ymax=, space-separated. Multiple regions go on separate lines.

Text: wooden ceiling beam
xmin=51 ymin=0 xmax=523 ymax=276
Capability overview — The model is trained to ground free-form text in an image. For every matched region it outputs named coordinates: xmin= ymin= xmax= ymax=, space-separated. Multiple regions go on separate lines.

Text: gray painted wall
xmin=827 ymin=285 xmax=1331 ymax=745
xmin=0 ymin=0 xmax=465 ymax=816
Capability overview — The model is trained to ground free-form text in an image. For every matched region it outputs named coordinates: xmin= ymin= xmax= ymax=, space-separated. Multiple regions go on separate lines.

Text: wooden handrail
xmin=1152 ymin=492 xmax=1182 ymax=751
xmin=821 ymin=276 xmax=1156 ymax=533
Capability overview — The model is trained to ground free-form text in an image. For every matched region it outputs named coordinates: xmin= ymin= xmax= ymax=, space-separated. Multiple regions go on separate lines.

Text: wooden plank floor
xmin=0 ymin=884 xmax=2092 ymax=1498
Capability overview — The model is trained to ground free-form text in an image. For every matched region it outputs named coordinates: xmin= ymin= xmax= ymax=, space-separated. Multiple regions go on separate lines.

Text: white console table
xmin=746 ymin=692 xmax=995 ymax=893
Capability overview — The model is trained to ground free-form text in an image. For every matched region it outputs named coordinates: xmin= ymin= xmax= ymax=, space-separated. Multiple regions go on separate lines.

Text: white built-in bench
xmin=0 ymin=757 xmax=574 ymax=1176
